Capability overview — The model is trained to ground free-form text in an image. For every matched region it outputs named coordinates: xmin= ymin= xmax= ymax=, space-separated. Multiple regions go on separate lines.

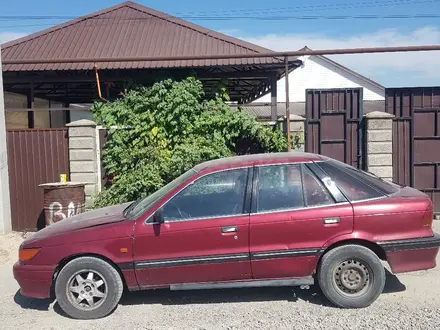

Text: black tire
xmin=317 ymin=244 xmax=385 ymax=308
xmin=55 ymin=257 xmax=123 ymax=319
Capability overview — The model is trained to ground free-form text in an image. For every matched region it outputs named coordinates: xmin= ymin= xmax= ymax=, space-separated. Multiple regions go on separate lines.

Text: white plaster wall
xmin=254 ymin=56 xmax=385 ymax=103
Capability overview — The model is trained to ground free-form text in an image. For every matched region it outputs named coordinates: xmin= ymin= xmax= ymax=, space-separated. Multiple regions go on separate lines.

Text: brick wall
xmin=365 ymin=111 xmax=394 ymax=181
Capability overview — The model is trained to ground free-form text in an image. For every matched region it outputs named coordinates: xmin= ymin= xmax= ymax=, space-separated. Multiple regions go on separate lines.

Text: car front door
xmin=133 ymin=167 xmax=253 ymax=288
xmin=249 ymin=163 xmax=354 ymax=279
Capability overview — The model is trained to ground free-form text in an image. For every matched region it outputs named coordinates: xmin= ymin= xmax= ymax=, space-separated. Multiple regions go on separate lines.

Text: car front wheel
xmin=318 ymin=244 xmax=386 ymax=308
xmin=55 ymin=256 xmax=124 ymax=319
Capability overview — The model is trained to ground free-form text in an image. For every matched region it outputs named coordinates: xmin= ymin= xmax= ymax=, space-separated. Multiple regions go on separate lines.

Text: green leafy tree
xmin=92 ymin=77 xmax=289 ymax=207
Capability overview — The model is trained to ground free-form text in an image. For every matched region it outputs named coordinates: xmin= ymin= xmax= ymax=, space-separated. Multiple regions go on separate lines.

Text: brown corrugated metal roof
xmin=1 ymin=1 xmax=282 ymax=72
xmin=239 ymin=100 xmax=385 ymax=119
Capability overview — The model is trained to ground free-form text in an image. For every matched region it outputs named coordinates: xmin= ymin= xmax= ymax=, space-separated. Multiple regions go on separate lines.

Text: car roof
xmin=194 ymin=151 xmax=326 ymax=172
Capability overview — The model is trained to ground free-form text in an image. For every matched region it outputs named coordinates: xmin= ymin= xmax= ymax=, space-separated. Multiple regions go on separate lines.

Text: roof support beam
xmin=27 ymin=83 xmax=34 ymax=128
xmin=3 ymin=69 xmax=282 ymax=84
xmin=270 ymin=75 xmax=277 ymax=121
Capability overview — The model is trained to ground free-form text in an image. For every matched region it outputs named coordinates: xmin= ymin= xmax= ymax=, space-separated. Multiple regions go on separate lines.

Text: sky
xmin=1 ymin=0 xmax=440 ymax=87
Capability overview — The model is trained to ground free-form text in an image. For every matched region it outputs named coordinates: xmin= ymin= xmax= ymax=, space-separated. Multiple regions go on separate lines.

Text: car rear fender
xmin=321 ymin=231 xmax=377 ymax=248
xmin=318 ymin=231 xmax=387 ymax=262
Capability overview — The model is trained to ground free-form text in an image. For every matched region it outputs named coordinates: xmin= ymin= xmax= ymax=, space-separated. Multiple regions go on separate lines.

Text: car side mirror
xmin=153 ymin=208 xmax=164 ymax=224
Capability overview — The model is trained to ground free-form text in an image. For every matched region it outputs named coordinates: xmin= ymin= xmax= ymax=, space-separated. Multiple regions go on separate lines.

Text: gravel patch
xmin=0 ymin=223 xmax=439 ymax=329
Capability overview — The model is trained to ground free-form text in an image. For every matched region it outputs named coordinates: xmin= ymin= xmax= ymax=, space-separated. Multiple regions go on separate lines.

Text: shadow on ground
xmin=13 ymin=291 xmax=54 ymax=311
xmin=382 ymin=269 xmax=407 ymax=294
xmin=14 ymin=268 xmax=407 ymax=314
xmin=119 ymin=269 xmax=406 ymax=307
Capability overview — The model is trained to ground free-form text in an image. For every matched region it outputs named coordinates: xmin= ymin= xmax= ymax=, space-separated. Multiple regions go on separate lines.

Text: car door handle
xmin=221 ymin=226 xmax=238 ymax=233
xmin=323 ymin=217 xmax=340 ymax=225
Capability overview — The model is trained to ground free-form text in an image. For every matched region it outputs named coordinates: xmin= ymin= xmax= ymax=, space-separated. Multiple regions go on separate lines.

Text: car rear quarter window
xmin=322 ymin=160 xmax=401 ymax=195
xmin=344 ymin=165 xmax=401 ymax=195
xmin=317 ymin=161 xmax=386 ymax=201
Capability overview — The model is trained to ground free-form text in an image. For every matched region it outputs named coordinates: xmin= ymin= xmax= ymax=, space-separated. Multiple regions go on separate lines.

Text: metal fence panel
xmin=386 ymin=87 xmax=440 ymax=213
xmin=7 ymin=129 xmax=69 ymax=231
xmin=305 ymin=88 xmax=364 ymax=169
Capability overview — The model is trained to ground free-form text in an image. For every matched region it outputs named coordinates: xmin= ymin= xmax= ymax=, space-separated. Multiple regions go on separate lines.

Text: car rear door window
xmin=302 ymin=165 xmax=335 ymax=207
xmin=163 ymin=168 xmax=249 ymax=221
xmin=256 ymin=164 xmax=305 ymax=212
xmin=317 ymin=161 xmax=385 ymax=201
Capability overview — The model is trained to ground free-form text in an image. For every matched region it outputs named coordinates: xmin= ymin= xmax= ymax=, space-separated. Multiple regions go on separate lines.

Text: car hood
xmin=23 ymin=202 xmax=132 ymax=246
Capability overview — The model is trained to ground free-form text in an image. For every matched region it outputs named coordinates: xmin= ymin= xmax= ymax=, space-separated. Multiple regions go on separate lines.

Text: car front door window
xmin=163 ymin=168 xmax=249 ymax=221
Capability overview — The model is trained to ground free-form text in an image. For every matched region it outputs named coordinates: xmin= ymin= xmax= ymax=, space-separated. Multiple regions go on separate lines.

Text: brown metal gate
xmin=305 ymin=88 xmax=364 ymax=169
xmin=7 ymin=129 xmax=70 ymax=231
xmin=386 ymin=87 xmax=440 ymax=213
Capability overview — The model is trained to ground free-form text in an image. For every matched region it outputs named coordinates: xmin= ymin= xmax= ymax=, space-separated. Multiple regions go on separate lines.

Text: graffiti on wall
xmin=48 ymin=201 xmax=82 ymax=225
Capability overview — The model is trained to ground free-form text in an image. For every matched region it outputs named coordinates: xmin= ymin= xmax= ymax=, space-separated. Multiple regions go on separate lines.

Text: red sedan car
xmin=14 ymin=152 xmax=440 ymax=319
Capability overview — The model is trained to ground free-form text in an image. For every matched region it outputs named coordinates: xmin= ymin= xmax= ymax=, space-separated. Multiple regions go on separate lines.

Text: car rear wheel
xmin=318 ymin=244 xmax=386 ymax=308
xmin=55 ymin=256 xmax=123 ymax=319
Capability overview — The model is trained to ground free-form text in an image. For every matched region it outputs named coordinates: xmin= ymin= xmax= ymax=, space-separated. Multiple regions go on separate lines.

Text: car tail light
xmin=422 ymin=207 xmax=434 ymax=227
xmin=19 ymin=248 xmax=40 ymax=262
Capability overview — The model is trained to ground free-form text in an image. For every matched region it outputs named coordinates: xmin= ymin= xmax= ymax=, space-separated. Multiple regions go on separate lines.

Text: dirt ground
xmin=0 ymin=223 xmax=439 ymax=330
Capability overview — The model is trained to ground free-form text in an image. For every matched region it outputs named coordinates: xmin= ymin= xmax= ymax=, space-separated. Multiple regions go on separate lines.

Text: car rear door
xmin=249 ymin=163 xmax=354 ymax=279
xmin=133 ymin=167 xmax=253 ymax=288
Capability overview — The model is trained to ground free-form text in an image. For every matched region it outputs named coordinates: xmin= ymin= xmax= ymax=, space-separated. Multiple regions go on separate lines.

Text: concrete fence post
xmin=279 ymin=114 xmax=306 ymax=151
xmin=66 ymin=119 xmax=98 ymax=206
xmin=365 ymin=111 xmax=394 ymax=181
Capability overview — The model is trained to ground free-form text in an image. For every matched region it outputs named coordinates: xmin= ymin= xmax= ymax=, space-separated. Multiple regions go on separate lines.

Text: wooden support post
xmin=285 ymin=57 xmax=291 ymax=151
xmin=63 ymin=103 xmax=71 ymax=124
xmin=270 ymin=75 xmax=277 ymax=121
xmin=48 ymin=99 xmax=52 ymax=128
xmin=27 ymin=82 xmax=34 ymax=128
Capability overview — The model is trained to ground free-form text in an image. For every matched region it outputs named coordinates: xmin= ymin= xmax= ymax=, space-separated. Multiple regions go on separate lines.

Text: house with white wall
xmin=242 ymin=46 xmax=385 ymax=120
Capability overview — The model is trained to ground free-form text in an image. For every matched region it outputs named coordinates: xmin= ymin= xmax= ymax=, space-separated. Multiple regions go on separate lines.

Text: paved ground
xmin=0 ymin=223 xmax=439 ymax=330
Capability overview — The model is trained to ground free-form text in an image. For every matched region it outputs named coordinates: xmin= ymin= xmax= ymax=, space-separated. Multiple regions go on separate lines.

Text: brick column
xmin=365 ymin=111 xmax=394 ymax=181
xmin=279 ymin=114 xmax=306 ymax=151
xmin=66 ymin=119 xmax=98 ymax=205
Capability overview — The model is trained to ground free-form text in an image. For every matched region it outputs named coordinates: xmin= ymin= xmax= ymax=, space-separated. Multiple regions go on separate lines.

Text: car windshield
xmin=124 ymin=168 xmax=197 ymax=220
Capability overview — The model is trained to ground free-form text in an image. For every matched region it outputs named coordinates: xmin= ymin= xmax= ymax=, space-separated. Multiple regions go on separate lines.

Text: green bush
xmin=92 ymin=77 xmax=289 ymax=208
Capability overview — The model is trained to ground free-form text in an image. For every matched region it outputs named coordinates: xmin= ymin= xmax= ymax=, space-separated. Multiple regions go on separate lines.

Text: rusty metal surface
xmin=6 ymin=129 xmax=70 ymax=231
xmin=387 ymin=87 xmax=440 ymax=213
xmin=1 ymin=2 xmax=281 ymax=72
xmin=40 ymin=184 xmax=85 ymax=226
xmin=305 ymin=88 xmax=364 ymax=169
